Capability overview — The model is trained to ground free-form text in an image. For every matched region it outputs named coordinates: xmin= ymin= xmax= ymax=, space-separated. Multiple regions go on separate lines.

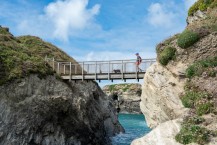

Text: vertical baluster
xmin=82 ymin=62 xmax=84 ymax=81
xmin=69 ymin=62 xmax=72 ymax=81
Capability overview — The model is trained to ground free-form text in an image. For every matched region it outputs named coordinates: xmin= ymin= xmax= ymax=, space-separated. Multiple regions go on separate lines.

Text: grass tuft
xmin=186 ymin=56 xmax=217 ymax=78
xmin=158 ymin=47 xmax=176 ymax=66
xmin=188 ymin=0 xmax=217 ymax=16
xmin=177 ymin=30 xmax=200 ymax=49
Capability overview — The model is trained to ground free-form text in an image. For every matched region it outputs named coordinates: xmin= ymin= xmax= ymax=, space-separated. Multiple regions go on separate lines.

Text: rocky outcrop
xmin=140 ymin=30 xmax=217 ymax=128
xmin=132 ymin=5 xmax=217 ymax=145
xmin=187 ymin=10 xmax=207 ymax=24
xmin=131 ymin=119 xmax=182 ymax=145
xmin=103 ymin=84 xmax=142 ymax=114
xmin=0 ymin=75 xmax=124 ymax=145
xmin=140 ymin=62 xmax=188 ymax=128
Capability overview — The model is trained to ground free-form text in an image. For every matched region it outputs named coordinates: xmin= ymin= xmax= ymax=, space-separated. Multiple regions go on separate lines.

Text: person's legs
xmin=138 ymin=63 xmax=142 ymax=72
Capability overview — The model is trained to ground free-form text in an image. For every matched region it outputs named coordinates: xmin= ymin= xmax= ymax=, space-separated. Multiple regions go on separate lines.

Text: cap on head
xmin=135 ymin=53 xmax=139 ymax=55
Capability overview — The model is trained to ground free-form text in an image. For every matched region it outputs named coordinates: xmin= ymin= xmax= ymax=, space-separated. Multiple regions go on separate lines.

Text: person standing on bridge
xmin=135 ymin=53 xmax=142 ymax=72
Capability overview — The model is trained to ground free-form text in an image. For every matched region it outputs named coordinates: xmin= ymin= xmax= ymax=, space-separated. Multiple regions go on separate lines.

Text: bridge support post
xmin=121 ymin=60 xmax=124 ymax=80
xmin=82 ymin=62 xmax=84 ymax=81
xmin=95 ymin=61 xmax=97 ymax=81
xmin=108 ymin=61 xmax=110 ymax=80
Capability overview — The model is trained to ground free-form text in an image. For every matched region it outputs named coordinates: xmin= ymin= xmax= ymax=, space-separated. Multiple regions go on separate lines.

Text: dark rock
xmin=0 ymin=75 xmax=124 ymax=145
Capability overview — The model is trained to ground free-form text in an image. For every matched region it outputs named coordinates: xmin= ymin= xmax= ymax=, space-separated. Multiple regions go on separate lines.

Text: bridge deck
xmin=45 ymin=57 xmax=156 ymax=82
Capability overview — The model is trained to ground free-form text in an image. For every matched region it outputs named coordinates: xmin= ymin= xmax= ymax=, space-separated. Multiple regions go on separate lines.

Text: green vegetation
xmin=176 ymin=116 xmax=211 ymax=145
xmin=186 ymin=56 xmax=217 ymax=78
xmin=158 ymin=47 xmax=176 ymax=66
xmin=184 ymin=116 xmax=205 ymax=125
xmin=0 ymin=27 xmax=10 ymax=35
xmin=109 ymin=85 xmax=116 ymax=92
xmin=188 ymin=0 xmax=217 ymax=16
xmin=0 ymin=27 xmax=77 ymax=85
xmin=177 ymin=30 xmax=200 ymax=49
xmin=181 ymin=91 xmax=208 ymax=108
xmin=156 ymin=34 xmax=179 ymax=54
xmin=107 ymin=84 xmax=136 ymax=92
xmin=175 ymin=122 xmax=210 ymax=144
xmin=181 ymin=90 xmax=214 ymax=116
xmin=196 ymin=102 xmax=214 ymax=116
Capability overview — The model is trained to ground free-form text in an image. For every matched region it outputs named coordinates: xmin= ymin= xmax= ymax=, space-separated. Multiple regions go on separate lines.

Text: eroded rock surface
xmin=131 ymin=119 xmax=182 ymax=145
xmin=0 ymin=75 xmax=124 ymax=145
xmin=103 ymin=84 xmax=142 ymax=114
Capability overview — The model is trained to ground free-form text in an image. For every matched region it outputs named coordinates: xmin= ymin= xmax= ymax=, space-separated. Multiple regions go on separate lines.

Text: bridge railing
xmin=45 ymin=57 xmax=156 ymax=80
xmin=76 ymin=59 xmax=156 ymax=74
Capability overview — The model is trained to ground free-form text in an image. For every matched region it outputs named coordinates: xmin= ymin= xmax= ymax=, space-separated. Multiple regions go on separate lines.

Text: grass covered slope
xmin=188 ymin=0 xmax=217 ymax=16
xmin=0 ymin=26 xmax=78 ymax=85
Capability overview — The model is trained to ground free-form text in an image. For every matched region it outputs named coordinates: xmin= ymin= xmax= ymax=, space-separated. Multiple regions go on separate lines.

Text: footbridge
xmin=45 ymin=57 xmax=156 ymax=82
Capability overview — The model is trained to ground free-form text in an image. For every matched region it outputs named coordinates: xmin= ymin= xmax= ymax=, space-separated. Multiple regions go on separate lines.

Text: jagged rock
xmin=187 ymin=10 xmax=207 ymax=24
xmin=132 ymin=7 xmax=217 ymax=145
xmin=0 ymin=75 xmax=124 ymax=145
xmin=103 ymin=84 xmax=142 ymax=114
xmin=140 ymin=62 xmax=188 ymax=128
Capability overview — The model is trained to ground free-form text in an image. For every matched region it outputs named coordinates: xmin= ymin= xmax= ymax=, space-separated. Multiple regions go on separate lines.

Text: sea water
xmin=112 ymin=114 xmax=151 ymax=145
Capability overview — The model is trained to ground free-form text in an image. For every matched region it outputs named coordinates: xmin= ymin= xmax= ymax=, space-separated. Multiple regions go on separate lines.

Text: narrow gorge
xmin=103 ymin=83 xmax=142 ymax=114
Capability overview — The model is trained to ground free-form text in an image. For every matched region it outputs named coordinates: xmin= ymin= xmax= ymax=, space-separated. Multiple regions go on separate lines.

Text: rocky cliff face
xmin=132 ymin=3 xmax=217 ymax=145
xmin=0 ymin=26 xmax=124 ymax=145
xmin=103 ymin=84 xmax=142 ymax=114
xmin=139 ymin=62 xmax=188 ymax=128
xmin=0 ymin=75 xmax=124 ymax=145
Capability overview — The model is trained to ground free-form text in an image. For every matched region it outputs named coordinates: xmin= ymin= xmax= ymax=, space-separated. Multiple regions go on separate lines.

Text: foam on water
xmin=112 ymin=114 xmax=151 ymax=145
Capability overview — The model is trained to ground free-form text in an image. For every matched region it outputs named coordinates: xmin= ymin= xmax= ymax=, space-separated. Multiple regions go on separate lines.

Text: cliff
xmin=103 ymin=83 xmax=142 ymax=114
xmin=132 ymin=1 xmax=217 ymax=145
xmin=0 ymin=26 xmax=124 ymax=144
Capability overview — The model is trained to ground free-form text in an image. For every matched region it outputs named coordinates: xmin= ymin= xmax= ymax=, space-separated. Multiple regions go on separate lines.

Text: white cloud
xmin=147 ymin=3 xmax=175 ymax=28
xmin=184 ymin=0 xmax=197 ymax=10
xmin=44 ymin=0 xmax=100 ymax=40
xmin=15 ymin=0 xmax=100 ymax=41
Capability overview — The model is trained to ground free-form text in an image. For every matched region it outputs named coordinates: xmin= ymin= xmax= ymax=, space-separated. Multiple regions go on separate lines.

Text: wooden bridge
xmin=45 ymin=57 xmax=156 ymax=82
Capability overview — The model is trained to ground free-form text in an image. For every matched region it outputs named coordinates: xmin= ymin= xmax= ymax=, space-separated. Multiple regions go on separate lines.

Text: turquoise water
xmin=112 ymin=114 xmax=151 ymax=145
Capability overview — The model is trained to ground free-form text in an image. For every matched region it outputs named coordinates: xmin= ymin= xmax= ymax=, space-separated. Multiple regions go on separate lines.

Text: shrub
xmin=181 ymin=91 xmax=208 ymax=108
xmin=210 ymin=0 xmax=217 ymax=8
xmin=181 ymin=90 xmax=214 ymax=116
xmin=188 ymin=0 xmax=217 ymax=16
xmin=175 ymin=124 xmax=210 ymax=144
xmin=184 ymin=116 xmax=205 ymax=125
xmin=196 ymin=102 xmax=214 ymax=116
xmin=176 ymin=115 xmax=213 ymax=144
xmin=186 ymin=57 xmax=217 ymax=78
xmin=158 ymin=47 xmax=176 ymax=66
xmin=177 ymin=30 xmax=200 ymax=49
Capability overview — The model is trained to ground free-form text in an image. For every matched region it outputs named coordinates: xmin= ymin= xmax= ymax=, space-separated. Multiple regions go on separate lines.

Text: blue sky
xmin=0 ymin=0 xmax=196 ymax=85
